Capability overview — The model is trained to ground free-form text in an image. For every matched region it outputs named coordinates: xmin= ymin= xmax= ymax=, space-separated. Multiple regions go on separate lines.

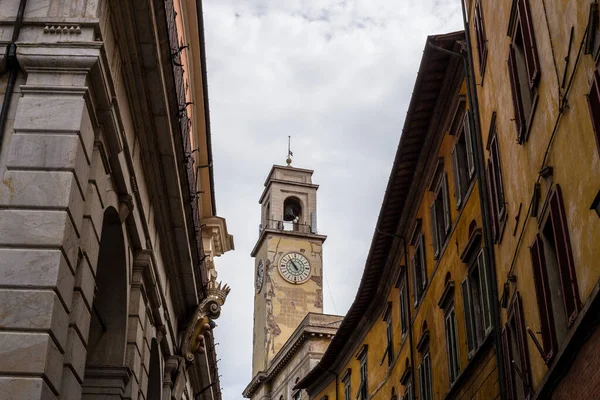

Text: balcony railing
xmin=259 ymin=218 xmax=316 ymax=236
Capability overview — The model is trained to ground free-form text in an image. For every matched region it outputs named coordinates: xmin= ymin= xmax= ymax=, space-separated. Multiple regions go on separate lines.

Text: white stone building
xmin=0 ymin=0 xmax=233 ymax=399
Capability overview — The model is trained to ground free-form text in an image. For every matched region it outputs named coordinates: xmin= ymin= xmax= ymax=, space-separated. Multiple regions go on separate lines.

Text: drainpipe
xmin=0 ymin=0 xmax=28 ymax=150
xmin=459 ymin=1 xmax=507 ymax=399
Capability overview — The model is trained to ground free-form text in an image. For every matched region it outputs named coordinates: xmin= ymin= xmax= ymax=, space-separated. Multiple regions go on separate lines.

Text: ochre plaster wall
xmin=468 ymin=0 xmax=600 ymax=391
xmin=311 ymin=82 xmax=499 ymax=400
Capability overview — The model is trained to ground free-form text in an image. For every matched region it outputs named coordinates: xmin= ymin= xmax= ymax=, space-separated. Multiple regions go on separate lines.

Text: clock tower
xmin=250 ymin=163 xmax=327 ymax=376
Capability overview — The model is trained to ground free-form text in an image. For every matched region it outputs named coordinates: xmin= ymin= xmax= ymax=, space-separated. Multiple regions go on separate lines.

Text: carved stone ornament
xmin=181 ymin=278 xmax=230 ymax=363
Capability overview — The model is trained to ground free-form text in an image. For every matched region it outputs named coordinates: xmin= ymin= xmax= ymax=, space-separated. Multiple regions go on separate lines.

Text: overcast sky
xmin=202 ymin=1 xmax=464 ymax=398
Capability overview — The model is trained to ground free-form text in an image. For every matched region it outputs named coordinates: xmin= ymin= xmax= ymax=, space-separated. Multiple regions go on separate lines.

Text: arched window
xmin=147 ymin=339 xmax=162 ymax=400
xmin=86 ymin=207 xmax=128 ymax=367
xmin=283 ymin=197 xmax=303 ymax=231
xmin=83 ymin=207 xmax=129 ymax=395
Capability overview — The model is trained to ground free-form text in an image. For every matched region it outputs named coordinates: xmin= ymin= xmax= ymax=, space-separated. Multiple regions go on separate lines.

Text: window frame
xmin=430 ymin=172 xmax=452 ymax=259
xmin=486 ymin=115 xmax=507 ymax=243
xmin=462 ymin=249 xmax=492 ymax=358
xmin=507 ymin=0 xmax=540 ymax=143
xmin=412 ymin=234 xmax=427 ymax=306
xmin=418 ymin=350 xmax=433 ymax=400
xmin=399 ymin=278 xmax=409 ymax=336
xmin=342 ymin=370 xmax=351 ymax=400
xmin=585 ymin=2 xmax=600 ymax=61
xmin=404 ymin=382 xmax=413 ymax=400
xmin=444 ymin=304 xmax=461 ymax=383
xmin=383 ymin=303 xmax=394 ymax=368
xmin=502 ymin=293 xmax=532 ymax=400
xmin=451 ymin=112 xmax=476 ymax=210
xmin=586 ymin=69 xmax=600 ymax=158
xmin=357 ymin=347 xmax=368 ymax=400
xmin=529 ymin=234 xmax=556 ymax=363
xmin=542 ymin=185 xmax=581 ymax=325
xmin=474 ymin=0 xmax=488 ymax=77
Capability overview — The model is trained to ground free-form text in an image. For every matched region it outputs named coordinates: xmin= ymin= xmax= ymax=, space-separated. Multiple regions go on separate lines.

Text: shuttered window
xmin=486 ymin=116 xmax=507 ymax=243
xmin=508 ymin=45 xmax=526 ymax=141
xmin=504 ymin=293 xmax=532 ymax=400
xmin=529 ymin=234 xmax=556 ymax=362
xmin=464 ymin=113 xmax=475 ymax=178
xmin=477 ymin=251 xmax=492 ymax=332
xmin=485 ymin=161 xmax=498 ymax=241
xmin=445 ymin=306 xmax=460 ymax=383
xmin=500 ymin=327 xmax=514 ymax=400
xmin=412 ymin=234 xmax=427 ymax=306
xmin=461 ymin=279 xmax=475 ymax=354
xmin=527 ymin=185 xmax=581 ymax=368
xmin=586 ymin=69 xmax=600 ymax=157
xmin=343 ymin=373 xmax=351 ymax=400
xmin=507 ymin=0 xmax=540 ymax=143
xmin=474 ymin=0 xmax=488 ymax=76
xmin=517 ymin=0 xmax=540 ymax=87
xmin=461 ymin=250 xmax=492 ymax=358
xmin=489 ymin=135 xmax=506 ymax=220
xmin=384 ymin=306 xmax=394 ymax=368
xmin=548 ymin=186 xmax=581 ymax=325
xmin=400 ymin=280 xmax=409 ymax=335
xmin=359 ymin=353 xmax=368 ymax=400
xmin=586 ymin=3 xmax=600 ymax=59
xmin=418 ymin=352 xmax=433 ymax=400
xmin=451 ymin=112 xmax=475 ymax=209
xmin=430 ymin=173 xmax=452 ymax=258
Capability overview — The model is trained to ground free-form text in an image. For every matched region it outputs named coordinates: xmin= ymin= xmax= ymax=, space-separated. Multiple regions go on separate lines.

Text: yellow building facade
xmin=296 ymin=2 xmax=600 ymax=399
xmin=465 ymin=0 xmax=600 ymax=398
xmin=297 ymin=32 xmax=501 ymax=400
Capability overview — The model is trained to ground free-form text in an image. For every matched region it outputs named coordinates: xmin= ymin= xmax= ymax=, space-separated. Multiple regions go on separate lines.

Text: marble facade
xmin=0 ymin=0 xmax=232 ymax=399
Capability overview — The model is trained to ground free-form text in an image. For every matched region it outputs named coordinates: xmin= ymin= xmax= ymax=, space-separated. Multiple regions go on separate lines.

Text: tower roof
xmin=258 ymin=165 xmax=319 ymax=204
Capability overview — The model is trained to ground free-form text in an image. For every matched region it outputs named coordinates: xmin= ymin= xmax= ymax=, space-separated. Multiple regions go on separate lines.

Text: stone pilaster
xmin=0 ymin=44 xmax=100 ymax=399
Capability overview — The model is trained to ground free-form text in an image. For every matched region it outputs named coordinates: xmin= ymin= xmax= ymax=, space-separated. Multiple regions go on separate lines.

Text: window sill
xmin=443 ymin=332 xmax=494 ymax=400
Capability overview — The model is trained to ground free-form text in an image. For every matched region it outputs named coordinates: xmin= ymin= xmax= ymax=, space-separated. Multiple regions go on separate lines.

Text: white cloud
xmin=203 ymin=0 xmax=463 ymax=398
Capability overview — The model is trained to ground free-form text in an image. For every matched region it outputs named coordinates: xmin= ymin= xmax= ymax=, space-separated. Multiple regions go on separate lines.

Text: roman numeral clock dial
xmin=278 ymin=252 xmax=311 ymax=284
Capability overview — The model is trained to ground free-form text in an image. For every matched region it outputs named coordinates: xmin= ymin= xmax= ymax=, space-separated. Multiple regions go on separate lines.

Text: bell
xmin=284 ymin=204 xmax=297 ymax=222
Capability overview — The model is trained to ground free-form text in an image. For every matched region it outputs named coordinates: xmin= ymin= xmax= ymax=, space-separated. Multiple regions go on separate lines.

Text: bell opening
xmin=283 ymin=197 xmax=302 ymax=222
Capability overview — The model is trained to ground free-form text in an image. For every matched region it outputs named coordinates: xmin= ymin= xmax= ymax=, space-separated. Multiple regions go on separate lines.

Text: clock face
xmin=278 ymin=252 xmax=311 ymax=284
xmin=255 ymin=260 xmax=265 ymax=293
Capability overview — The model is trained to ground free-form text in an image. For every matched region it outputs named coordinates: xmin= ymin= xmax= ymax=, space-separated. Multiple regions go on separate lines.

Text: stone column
xmin=0 ymin=44 xmax=100 ymax=399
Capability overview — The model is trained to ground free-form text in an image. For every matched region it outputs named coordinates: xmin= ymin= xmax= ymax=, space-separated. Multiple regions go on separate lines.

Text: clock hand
xmin=292 ymin=260 xmax=302 ymax=272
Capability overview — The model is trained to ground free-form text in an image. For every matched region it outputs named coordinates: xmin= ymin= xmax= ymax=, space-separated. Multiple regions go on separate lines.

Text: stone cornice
xmin=202 ymin=216 xmax=234 ymax=258
xmin=16 ymin=42 xmax=102 ymax=72
xmin=258 ymin=179 xmax=320 ymax=205
xmin=250 ymin=229 xmax=327 ymax=257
